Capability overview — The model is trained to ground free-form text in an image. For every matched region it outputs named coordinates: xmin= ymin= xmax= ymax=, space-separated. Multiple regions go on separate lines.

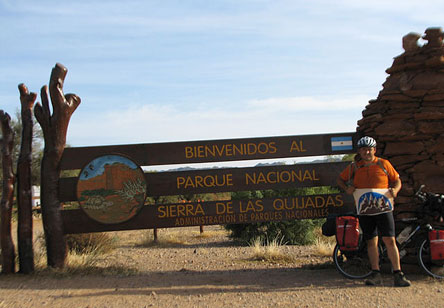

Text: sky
xmin=1 ymin=0 xmax=443 ymax=151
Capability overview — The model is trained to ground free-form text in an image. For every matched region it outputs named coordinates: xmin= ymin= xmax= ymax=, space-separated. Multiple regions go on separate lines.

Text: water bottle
xmin=399 ymin=249 xmax=407 ymax=259
xmin=396 ymin=225 xmax=412 ymax=244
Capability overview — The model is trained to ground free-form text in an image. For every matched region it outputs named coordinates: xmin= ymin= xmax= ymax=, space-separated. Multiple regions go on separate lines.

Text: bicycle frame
xmin=394 ymin=218 xmax=423 ymax=260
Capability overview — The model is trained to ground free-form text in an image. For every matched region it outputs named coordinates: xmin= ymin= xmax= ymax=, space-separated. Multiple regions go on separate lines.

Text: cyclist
xmin=337 ymin=136 xmax=411 ymax=287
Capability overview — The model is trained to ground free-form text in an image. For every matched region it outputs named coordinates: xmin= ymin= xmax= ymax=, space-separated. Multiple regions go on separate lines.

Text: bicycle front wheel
xmin=417 ymin=239 xmax=444 ymax=279
xmin=333 ymin=244 xmax=373 ymax=279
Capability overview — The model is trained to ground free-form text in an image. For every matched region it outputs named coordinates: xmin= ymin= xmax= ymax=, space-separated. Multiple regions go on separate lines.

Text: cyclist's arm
xmin=337 ymin=176 xmax=355 ymax=195
xmin=389 ymin=178 xmax=402 ymax=197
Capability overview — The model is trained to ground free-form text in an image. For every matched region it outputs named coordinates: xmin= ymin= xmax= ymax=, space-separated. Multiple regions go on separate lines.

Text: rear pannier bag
xmin=428 ymin=230 xmax=444 ymax=261
xmin=336 ymin=216 xmax=360 ymax=251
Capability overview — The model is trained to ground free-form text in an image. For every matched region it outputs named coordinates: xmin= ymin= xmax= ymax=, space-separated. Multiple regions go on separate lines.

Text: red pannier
xmin=336 ymin=216 xmax=360 ymax=251
xmin=428 ymin=230 xmax=444 ymax=261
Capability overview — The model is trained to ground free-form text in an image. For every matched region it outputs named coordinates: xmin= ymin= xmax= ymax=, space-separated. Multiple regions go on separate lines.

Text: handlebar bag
xmin=321 ymin=215 xmax=336 ymax=237
xmin=429 ymin=230 xmax=444 ymax=261
xmin=336 ymin=216 xmax=359 ymax=251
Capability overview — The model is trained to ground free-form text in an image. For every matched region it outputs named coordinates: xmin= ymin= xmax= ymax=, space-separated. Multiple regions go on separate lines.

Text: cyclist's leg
xmin=367 ymin=237 xmax=380 ymax=270
xmin=377 ymin=212 xmax=400 ymax=271
xmin=382 ymin=236 xmax=401 ymax=271
xmin=359 ymin=215 xmax=379 ymax=270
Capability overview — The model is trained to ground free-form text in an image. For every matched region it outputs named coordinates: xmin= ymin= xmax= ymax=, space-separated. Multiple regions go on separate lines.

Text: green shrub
xmin=225 ymin=219 xmax=322 ymax=245
xmin=225 ymin=187 xmax=331 ymax=245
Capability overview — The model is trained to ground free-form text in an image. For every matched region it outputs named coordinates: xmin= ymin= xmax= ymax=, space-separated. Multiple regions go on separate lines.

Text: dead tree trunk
xmin=17 ymin=84 xmax=37 ymax=274
xmin=34 ymin=63 xmax=81 ymax=268
xmin=0 ymin=110 xmax=16 ymax=274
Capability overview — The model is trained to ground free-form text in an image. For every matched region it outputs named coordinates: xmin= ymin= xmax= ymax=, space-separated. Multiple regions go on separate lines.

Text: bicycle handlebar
xmin=414 ymin=185 xmax=444 ymax=223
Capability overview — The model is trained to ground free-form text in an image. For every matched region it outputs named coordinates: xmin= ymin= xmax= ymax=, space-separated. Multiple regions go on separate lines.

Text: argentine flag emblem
xmin=331 ymin=136 xmax=353 ymax=151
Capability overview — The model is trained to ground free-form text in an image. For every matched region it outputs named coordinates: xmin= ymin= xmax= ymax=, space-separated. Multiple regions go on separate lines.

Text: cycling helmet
xmin=357 ymin=136 xmax=377 ymax=148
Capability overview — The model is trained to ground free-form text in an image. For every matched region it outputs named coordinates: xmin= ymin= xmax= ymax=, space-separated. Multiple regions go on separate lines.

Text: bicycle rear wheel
xmin=333 ymin=244 xmax=373 ymax=279
xmin=417 ymin=239 xmax=444 ymax=279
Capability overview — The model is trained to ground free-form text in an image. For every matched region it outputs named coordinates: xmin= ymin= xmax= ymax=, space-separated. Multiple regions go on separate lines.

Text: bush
xmin=65 ymin=232 xmax=117 ymax=254
xmin=224 ymin=188 xmax=330 ymax=245
xmin=225 ymin=219 xmax=322 ymax=245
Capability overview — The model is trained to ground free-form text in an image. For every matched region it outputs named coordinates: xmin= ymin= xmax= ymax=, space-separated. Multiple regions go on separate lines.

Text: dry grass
xmin=137 ymin=229 xmax=191 ymax=247
xmin=313 ymin=237 xmax=336 ymax=256
xmin=35 ymin=254 xmax=138 ymax=277
xmin=136 ymin=227 xmax=228 ymax=247
xmin=249 ymin=237 xmax=294 ymax=264
xmin=312 ymin=227 xmax=336 ymax=256
xmin=65 ymin=233 xmax=118 ymax=254
xmin=13 ymin=219 xmax=333 ymax=276
xmin=194 ymin=229 xmax=228 ymax=239
xmin=33 ymin=231 xmax=136 ymax=276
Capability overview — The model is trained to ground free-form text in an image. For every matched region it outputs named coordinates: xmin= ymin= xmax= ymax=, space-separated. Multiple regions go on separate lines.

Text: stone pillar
xmin=357 ymin=27 xmax=444 ymax=211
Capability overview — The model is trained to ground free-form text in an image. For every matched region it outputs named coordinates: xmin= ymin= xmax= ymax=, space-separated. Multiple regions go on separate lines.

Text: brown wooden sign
xmin=60 ymin=132 xmax=356 ymax=169
xmin=59 ymin=132 xmax=357 ymax=233
xmin=59 ymin=161 xmax=349 ymax=201
xmin=62 ymin=193 xmax=355 ymax=234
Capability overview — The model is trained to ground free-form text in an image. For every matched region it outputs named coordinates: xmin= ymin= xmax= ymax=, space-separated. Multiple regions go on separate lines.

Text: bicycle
xmin=333 ymin=185 xmax=444 ymax=279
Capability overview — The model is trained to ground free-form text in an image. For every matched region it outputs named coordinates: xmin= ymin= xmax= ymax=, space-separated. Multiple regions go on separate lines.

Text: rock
xmin=383 ymin=113 xmax=412 ymax=121
xmin=428 ymin=137 xmax=444 ymax=153
xmin=423 ymin=93 xmax=444 ymax=101
xmin=434 ymin=153 xmax=444 ymax=165
xmin=425 ymin=55 xmax=444 ymax=67
xmin=418 ymin=121 xmax=444 ymax=134
xmin=421 ymin=175 xmax=444 ymax=193
xmin=403 ymin=33 xmax=421 ymax=52
xmin=378 ymin=93 xmax=417 ymax=102
xmin=384 ymin=142 xmax=424 ymax=156
xmin=394 ymin=196 xmax=411 ymax=204
xmin=389 ymin=154 xmax=429 ymax=165
xmin=375 ymin=121 xmax=415 ymax=136
xmin=410 ymin=160 xmax=442 ymax=174
xmin=423 ymin=27 xmax=444 ymax=48
xmin=402 ymin=89 xmax=429 ymax=97
xmin=414 ymin=111 xmax=444 ymax=120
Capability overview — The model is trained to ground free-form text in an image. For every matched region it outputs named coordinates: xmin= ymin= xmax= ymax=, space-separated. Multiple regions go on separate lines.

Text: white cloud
xmin=67 ymin=95 xmax=365 ymax=146
xmin=247 ymin=95 xmax=370 ymax=112
xmin=2 ymin=0 xmax=442 ymax=151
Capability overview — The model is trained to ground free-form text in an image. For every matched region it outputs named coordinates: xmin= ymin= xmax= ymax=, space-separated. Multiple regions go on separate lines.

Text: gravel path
xmin=0 ymin=224 xmax=443 ymax=308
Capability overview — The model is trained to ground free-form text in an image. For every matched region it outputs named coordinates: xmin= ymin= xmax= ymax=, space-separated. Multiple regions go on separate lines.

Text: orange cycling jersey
xmin=339 ymin=157 xmax=399 ymax=189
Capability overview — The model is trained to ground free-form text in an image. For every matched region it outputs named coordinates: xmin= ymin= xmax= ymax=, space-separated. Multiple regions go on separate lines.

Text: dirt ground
xmin=0 ymin=220 xmax=443 ymax=308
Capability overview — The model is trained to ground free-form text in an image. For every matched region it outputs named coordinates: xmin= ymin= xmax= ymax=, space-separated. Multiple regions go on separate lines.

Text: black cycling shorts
xmin=359 ymin=212 xmax=395 ymax=240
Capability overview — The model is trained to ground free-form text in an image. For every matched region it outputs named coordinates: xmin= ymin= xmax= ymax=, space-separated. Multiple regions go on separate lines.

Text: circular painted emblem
xmin=77 ymin=155 xmax=147 ymax=224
